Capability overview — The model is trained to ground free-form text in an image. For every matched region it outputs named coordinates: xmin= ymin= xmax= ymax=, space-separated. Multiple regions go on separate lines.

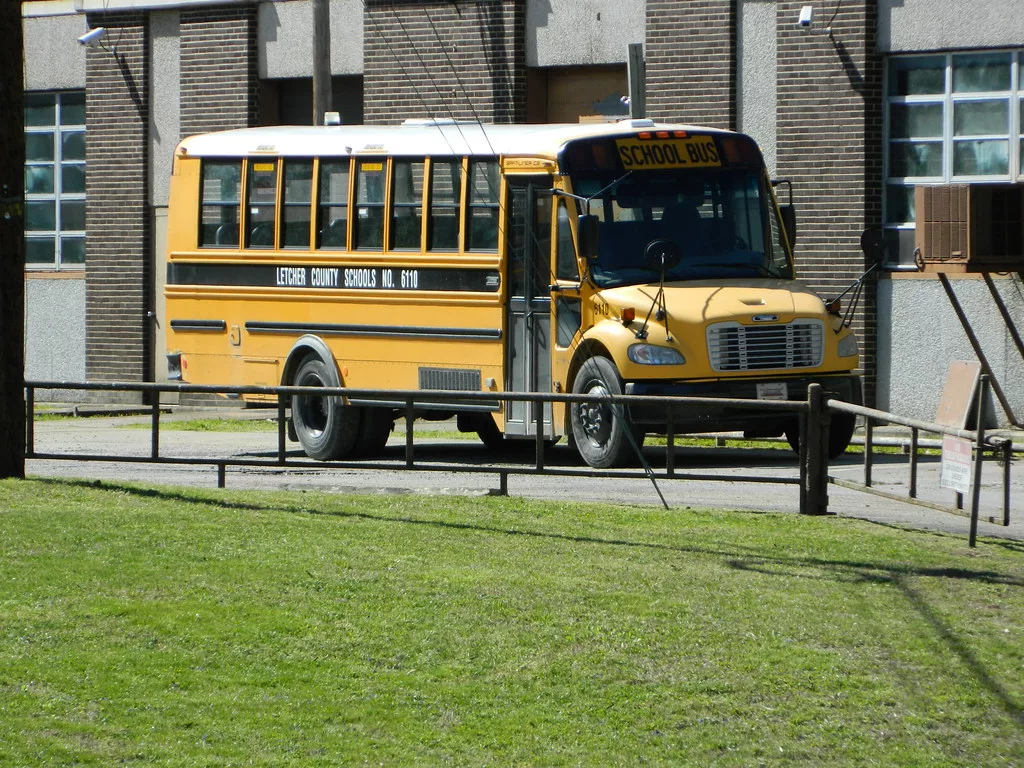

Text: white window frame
xmin=24 ymin=91 xmax=87 ymax=272
xmin=883 ymin=50 xmax=1023 ymax=263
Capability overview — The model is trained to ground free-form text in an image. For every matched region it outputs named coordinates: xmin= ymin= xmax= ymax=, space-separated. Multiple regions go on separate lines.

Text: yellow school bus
xmin=164 ymin=119 xmax=861 ymax=468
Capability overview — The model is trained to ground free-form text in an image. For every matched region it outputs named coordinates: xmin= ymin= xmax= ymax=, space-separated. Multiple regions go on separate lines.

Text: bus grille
xmin=706 ymin=320 xmax=824 ymax=372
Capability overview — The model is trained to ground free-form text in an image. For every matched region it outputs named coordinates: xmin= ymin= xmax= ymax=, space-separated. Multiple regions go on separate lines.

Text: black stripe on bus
xmin=167 ymin=263 xmax=501 ymax=293
xmin=169 ymin=319 xmax=227 ymax=332
xmin=245 ymin=322 xmax=502 ymax=341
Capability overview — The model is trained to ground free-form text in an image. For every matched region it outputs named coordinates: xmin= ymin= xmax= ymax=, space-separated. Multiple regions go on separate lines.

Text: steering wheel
xmin=644 ymin=238 xmax=684 ymax=273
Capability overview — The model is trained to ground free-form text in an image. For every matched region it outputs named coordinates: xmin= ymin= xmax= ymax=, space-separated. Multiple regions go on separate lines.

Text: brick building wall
xmin=776 ymin=0 xmax=883 ymax=403
xmin=180 ymin=5 xmax=259 ymax=137
xmin=84 ymin=12 xmax=150 ymax=392
xmin=644 ymin=0 xmax=736 ymax=128
xmin=363 ymin=0 xmax=526 ymax=124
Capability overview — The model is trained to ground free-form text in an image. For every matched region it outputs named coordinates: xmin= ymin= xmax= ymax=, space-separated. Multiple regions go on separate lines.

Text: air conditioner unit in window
xmin=914 ymin=183 xmax=1024 ymax=272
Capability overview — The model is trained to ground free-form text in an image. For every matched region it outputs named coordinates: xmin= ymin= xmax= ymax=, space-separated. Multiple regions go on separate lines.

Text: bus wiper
xmin=689 ymin=262 xmax=778 ymax=277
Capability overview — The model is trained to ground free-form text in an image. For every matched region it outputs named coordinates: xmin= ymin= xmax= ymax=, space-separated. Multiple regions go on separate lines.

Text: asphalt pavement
xmin=23 ymin=406 xmax=1024 ymax=543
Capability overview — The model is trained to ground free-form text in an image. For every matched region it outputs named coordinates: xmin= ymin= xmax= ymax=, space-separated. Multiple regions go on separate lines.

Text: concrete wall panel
xmin=879 ymin=0 xmax=1024 ymax=52
xmin=150 ymin=10 xmax=179 ymax=208
xmin=24 ymin=13 xmax=87 ymax=91
xmin=25 ymin=277 xmax=87 ymax=397
xmin=738 ymin=0 xmax=776 ymax=174
xmin=260 ymin=0 xmax=363 ymax=78
xmin=876 ymin=276 xmax=1024 ymax=427
xmin=527 ymin=0 xmax=643 ymax=68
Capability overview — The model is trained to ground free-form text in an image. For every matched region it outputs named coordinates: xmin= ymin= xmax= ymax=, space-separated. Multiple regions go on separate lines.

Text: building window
xmin=24 ymin=91 xmax=86 ymax=270
xmin=884 ymin=51 xmax=1023 ymax=263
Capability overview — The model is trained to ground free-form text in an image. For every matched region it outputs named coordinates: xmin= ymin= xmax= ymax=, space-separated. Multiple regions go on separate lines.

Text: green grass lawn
xmin=1 ymin=478 xmax=1020 ymax=766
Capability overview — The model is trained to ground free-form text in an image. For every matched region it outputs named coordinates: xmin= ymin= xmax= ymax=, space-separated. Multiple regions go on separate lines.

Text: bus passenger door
xmin=504 ymin=177 xmax=553 ymax=438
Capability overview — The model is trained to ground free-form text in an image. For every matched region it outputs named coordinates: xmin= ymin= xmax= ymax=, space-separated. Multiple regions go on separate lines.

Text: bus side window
xmin=317 ymin=160 xmax=349 ymax=249
xmin=199 ymin=160 xmax=241 ymax=247
xmin=555 ymin=200 xmax=579 ymax=280
xmin=428 ymin=159 xmax=461 ymax=251
xmin=467 ymin=159 xmax=499 ymax=251
xmin=354 ymin=159 xmax=385 ymax=250
xmin=281 ymin=159 xmax=313 ymax=249
xmin=391 ymin=158 xmax=424 ymax=250
xmin=246 ymin=159 xmax=278 ymax=249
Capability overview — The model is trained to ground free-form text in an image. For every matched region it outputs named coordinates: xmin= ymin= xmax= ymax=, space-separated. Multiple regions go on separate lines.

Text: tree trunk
xmin=0 ymin=3 xmax=25 ymax=479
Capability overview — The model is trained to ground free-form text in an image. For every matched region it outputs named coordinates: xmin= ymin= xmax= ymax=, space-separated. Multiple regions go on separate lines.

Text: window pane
xmin=888 ymin=141 xmax=943 ymax=177
xmin=885 ymin=185 xmax=915 ymax=224
xmin=953 ymin=140 xmax=1009 ymax=176
xmin=354 ymin=160 xmax=385 ymax=249
xmin=248 ymin=160 xmax=277 ymax=204
xmin=468 ymin=208 xmax=499 ymax=250
xmin=284 ymin=160 xmax=313 ymax=202
xmin=25 ymin=237 xmax=55 ymax=265
xmin=888 ymin=56 xmax=945 ymax=96
xmin=889 ymin=103 xmax=942 ymax=139
xmin=62 ymin=164 xmax=86 ymax=194
xmin=26 ymin=200 xmax=56 ymax=231
xmin=392 ymin=160 xmax=424 ymax=250
xmin=24 ymin=94 xmax=55 ymax=127
xmin=282 ymin=160 xmax=312 ymax=248
xmin=470 ymin=160 xmax=499 ymax=205
xmin=62 ymin=130 xmax=86 ymax=161
xmin=356 ymin=161 xmax=385 ymax=203
xmin=61 ymin=200 xmax=86 ymax=231
xmin=428 ymin=160 xmax=461 ymax=251
xmin=61 ymin=236 xmax=86 ymax=264
xmin=61 ymin=93 xmax=86 ymax=125
xmin=953 ymin=99 xmax=1008 ymax=137
xmin=393 ymin=160 xmax=424 ymax=205
xmin=201 ymin=208 xmax=238 ymax=246
xmin=202 ymin=162 xmax=241 ymax=203
xmin=317 ymin=161 xmax=349 ymax=249
xmin=25 ymin=165 xmax=54 ymax=194
xmin=26 ymin=133 xmax=54 ymax=162
xmin=952 ymin=53 xmax=1010 ymax=93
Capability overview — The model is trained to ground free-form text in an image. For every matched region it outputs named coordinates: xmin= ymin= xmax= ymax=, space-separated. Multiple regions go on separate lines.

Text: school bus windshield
xmin=571 ymin=168 xmax=793 ymax=288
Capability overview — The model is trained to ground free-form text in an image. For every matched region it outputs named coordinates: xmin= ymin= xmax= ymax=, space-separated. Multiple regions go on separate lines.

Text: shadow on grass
xmin=33 ymin=476 xmax=1024 ymax=728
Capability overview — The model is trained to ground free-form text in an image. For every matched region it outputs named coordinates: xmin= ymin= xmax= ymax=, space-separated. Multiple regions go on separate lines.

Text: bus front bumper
xmin=623 ymin=374 xmax=862 ymax=434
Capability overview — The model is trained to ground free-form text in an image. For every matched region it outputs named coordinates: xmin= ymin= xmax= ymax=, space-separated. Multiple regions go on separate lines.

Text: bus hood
xmin=597 ymin=279 xmax=828 ymax=326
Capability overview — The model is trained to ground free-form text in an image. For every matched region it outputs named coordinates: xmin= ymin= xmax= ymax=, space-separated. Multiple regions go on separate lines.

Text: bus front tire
xmin=570 ymin=357 xmax=644 ymax=469
xmin=784 ymin=412 xmax=857 ymax=460
xmin=291 ymin=356 xmax=361 ymax=460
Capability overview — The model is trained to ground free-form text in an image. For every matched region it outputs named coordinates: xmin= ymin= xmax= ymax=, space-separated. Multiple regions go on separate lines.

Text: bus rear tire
xmin=570 ymin=357 xmax=644 ymax=469
xmin=784 ymin=412 xmax=857 ymax=460
xmin=291 ymin=355 xmax=361 ymax=460
xmin=353 ymin=407 xmax=394 ymax=457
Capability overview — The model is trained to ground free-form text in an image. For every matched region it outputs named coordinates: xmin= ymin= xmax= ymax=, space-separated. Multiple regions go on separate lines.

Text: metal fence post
xmin=968 ymin=375 xmax=989 ymax=548
xmin=25 ymin=386 xmax=35 ymax=457
xmin=150 ymin=395 xmax=161 ymax=459
xmin=803 ymin=384 xmax=828 ymax=515
xmin=277 ymin=398 xmax=287 ymax=463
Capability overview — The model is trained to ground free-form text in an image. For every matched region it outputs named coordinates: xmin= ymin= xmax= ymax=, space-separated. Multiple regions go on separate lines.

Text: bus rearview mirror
xmin=780 ymin=205 xmax=796 ymax=247
xmin=577 ymin=214 xmax=600 ymax=260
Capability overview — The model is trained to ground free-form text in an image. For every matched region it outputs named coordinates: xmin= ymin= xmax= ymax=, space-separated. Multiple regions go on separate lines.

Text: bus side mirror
xmin=577 ymin=214 xmax=599 ymax=260
xmin=780 ymin=205 xmax=796 ymax=247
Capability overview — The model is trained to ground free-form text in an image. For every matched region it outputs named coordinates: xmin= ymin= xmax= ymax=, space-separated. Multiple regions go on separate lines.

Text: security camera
xmin=77 ymin=27 xmax=107 ymax=46
xmin=797 ymin=6 xmax=814 ymax=27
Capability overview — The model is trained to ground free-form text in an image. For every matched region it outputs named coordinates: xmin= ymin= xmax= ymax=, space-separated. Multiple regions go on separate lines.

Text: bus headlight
xmin=627 ymin=344 xmax=686 ymax=365
xmin=837 ymin=333 xmax=858 ymax=358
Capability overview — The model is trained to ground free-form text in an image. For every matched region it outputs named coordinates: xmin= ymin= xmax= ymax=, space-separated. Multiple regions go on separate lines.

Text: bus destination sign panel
xmin=615 ymin=137 xmax=721 ymax=170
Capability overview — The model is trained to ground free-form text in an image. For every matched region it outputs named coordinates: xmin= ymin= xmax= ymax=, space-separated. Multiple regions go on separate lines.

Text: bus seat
xmin=214 ymin=223 xmax=238 ymax=246
xmin=249 ymin=222 xmax=274 ymax=248
xmin=392 ymin=213 xmax=422 ymax=248
xmin=661 ymin=203 xmax=709 ymax=255
xmin=321 ymin=218 xmax=347 ymax=248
